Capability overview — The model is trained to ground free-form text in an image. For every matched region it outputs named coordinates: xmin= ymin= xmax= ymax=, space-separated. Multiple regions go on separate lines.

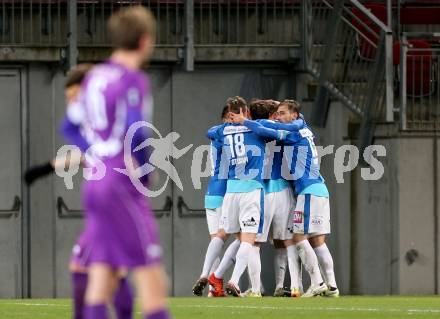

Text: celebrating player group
xmin=192 ymin=97 xmax=339 ymax=298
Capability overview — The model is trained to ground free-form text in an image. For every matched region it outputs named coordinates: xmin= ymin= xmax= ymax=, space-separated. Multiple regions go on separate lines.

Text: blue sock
xmin=84 ymin=304 xmax=108 ymax=319
xmin=113 ymin=278 xmax=133 ymax=319
xmin=144 ymin=308 xmax=171 ymax=319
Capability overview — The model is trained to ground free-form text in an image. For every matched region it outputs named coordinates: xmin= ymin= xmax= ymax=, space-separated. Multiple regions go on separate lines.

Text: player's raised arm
xmin=229 ymin=109 xmax=288 ymax=141
xmin=258 ymin=118 xmax=305 ymax=132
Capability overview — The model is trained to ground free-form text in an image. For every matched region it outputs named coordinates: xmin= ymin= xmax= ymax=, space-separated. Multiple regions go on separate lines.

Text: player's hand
xmin=229 ymin=108 xmax=245 ymax=124
xmin=24 ymin=162 xmax=55 ymax=185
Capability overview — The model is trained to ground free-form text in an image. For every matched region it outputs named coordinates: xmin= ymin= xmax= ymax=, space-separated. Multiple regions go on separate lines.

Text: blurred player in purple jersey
xmin=61 ymin=7 xmax=171 ymax=319
xmin=25 ymin=64 xmax=134 ymax=319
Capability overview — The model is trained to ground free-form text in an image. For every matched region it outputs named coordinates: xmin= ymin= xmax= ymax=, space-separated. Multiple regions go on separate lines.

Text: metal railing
xmin=0 ymin=0 xmax=303 ymax=47
xmin=192 ymin=0 xmax=299 ymax=45
xmin=0 ymin=0 xmax=67 ymax=46
xmin=399 ymin=33 xmax=440 ymax=130
xmin=304 ymin=0 xmax=394 ymax=148
xmin=0 ymin=1 xmax=186 ymax=46
xmin=77 ymin=1 xmax=185 ymax=46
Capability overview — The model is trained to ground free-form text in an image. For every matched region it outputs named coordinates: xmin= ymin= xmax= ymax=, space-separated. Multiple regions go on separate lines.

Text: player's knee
xmin=308 ymin=235 xmax=325 ymax=248
xmin=292 ymin=233 xmax=307 ymax=244
xmin=215 ymin=230 xmax=228 ymax=241
xmin=240 ymin=233 xmax=256 ymax=244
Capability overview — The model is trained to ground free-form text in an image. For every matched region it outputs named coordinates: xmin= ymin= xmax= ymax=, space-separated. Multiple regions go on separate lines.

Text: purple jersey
xmin=63 ymin=60 xmax=153 ymax=167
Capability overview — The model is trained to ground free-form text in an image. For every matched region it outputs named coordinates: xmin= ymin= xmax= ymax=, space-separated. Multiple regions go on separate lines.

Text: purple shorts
xmin=80 ymin=161 xmax=162 ymax=269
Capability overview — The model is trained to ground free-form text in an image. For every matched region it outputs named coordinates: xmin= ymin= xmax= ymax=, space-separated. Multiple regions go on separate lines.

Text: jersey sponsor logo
xmin=223 ymin=125 xmax=251 ymax=135
xmin=242 ymin=217 xmax=258 ymax=227
xmin=311 ymin=217 xmax=323 ymax=226
xmin=293 ymin=211 xmax=303 ymax=224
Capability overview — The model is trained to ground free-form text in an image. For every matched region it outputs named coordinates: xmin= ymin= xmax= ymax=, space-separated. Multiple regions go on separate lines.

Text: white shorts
xmin=220 ymin=189 xmax=262 ymax=234
xmin=288 ymin=194 xmax=331 ymax=236
xmin=256 ymin=187 xmax=296 ymax=242
xmin=206 ymin=207 xmax=221 ymax=235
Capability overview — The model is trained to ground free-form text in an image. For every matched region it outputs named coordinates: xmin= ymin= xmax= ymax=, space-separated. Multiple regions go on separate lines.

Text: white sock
xmin=230 ymin=242 xmax=253 ymax=285
xmin=210 ymin=256 xmax=221 ymax=275
xmin=298 ymin=260 xmax=304 ymax=293
xmin=214 ymin=239 xmax=240 ymax=278
xmin=247 ymin=245 xmax=261 ymax=293
xmin=274 ymin=248 xmax=287 ymax=289
xmin=296 ymin=240 xmax=323 ymax=286
xmin=314 ymin=243 xmax=337 ymax=288
xmin=201 ymin=237 xmax=224 ymax=278
xmin=286 ymin=245 xmax=300 ymax=289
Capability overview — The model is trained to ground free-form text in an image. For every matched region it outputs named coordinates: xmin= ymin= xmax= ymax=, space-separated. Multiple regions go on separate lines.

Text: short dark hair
xmin=279 ymin=99 xmax=301 ymax=114
xmin=221 ymin=105 xmax=229 ymax=120
xmin=226 ymin=96 xmax=247 ymax=114
xmin=249 ymin=99 xmax=270 ymax=120
xmin=65 ymin=63 xmax=94 ymax=88
xmin=264 ymin=99 xmax=280 ymax=116
xmin=108 ymin=6 xmax=156 ymax=50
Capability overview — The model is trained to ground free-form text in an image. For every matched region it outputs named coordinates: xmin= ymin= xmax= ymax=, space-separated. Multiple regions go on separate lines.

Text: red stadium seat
xmin=400 ymin=7 xmax=440 ymax=25
xmin=351 ymin=3 xmax=387 ymax=60
xmin=393 ymin=39 xmax=435 ymax=97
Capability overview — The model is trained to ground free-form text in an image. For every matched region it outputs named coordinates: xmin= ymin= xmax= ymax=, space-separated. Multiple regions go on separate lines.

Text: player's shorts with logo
xmin=256 ymin=187 xmax=296 ymax=242
xmin=206 ymin=207 xmax=222 ymax=235
xmin=220 ymin=189 xmax=263 ymax=234
xmin=288 ymin=194 xmax=330 ymax=236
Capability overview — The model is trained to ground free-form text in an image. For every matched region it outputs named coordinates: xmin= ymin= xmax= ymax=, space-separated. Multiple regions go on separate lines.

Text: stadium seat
xmin=400 ymin=8 xmax=440 ymax=25
xmin=393 ymin=39 xmax=435 ymax=97
xmin=351 ymin=3 xmax=387 ymax=61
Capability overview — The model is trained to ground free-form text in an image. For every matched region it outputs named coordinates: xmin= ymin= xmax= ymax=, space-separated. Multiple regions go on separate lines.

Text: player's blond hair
xmin=108 ymin=6 xmax=156 ymax=50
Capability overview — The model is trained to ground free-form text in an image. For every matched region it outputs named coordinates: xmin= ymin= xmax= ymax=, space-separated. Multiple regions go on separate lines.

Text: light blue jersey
xmin=207 ymin=122 xmax=283 ymax=193
xmin=262 ymin=139 xmax=290 ymax=194
xmin=205 ymin=138 xmax=227 ymax=209
xmin=241 ymin=118 xmax=328 ymax=197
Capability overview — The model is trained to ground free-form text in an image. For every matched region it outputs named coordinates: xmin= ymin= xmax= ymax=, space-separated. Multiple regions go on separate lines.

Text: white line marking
xmin=173 ymin=304 xmax=440 ymax=314
xmin=4 ymin=301 xmax=440 ymax=315
xmin=3 ymin=303 xmax=69 ymax=307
